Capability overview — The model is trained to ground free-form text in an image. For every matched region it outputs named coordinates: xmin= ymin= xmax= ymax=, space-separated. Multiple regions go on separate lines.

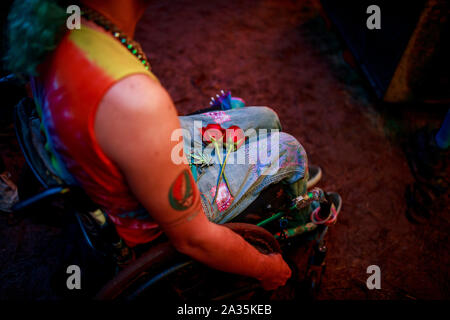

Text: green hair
xmin=4 ymin=0 xmax=69 ymax=76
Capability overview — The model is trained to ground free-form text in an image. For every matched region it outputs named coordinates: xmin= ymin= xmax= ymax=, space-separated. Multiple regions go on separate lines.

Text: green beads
xmin=81 ymin=6 xmax=150 ymax=72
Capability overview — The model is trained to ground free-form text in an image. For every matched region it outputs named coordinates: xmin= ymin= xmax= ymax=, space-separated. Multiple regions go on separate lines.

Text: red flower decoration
xmin=201 ymin=123 xmax=225 ymax=144
xmin=225 ymin=125 xmax=245 ymax=150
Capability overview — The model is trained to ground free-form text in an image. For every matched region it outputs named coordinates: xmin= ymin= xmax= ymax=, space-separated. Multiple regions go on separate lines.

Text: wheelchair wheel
xmin=96 ymin=223 xmax=281 ymax=300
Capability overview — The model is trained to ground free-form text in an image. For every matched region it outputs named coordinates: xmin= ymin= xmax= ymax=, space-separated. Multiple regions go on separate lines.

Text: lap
xmin=179 ymin=107 xmax=306 ymax=223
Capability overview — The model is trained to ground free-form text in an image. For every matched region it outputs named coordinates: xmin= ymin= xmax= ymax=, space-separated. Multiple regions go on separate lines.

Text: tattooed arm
xmin=94 ymin=74 xmax=291 ymax=290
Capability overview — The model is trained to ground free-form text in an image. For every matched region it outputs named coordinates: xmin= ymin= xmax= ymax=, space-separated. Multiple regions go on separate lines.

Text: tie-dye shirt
xmin=32 ymin=25 xmax=161 ymax=246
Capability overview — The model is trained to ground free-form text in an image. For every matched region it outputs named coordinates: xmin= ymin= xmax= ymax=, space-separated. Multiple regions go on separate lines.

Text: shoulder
xmin=94 ymin=73 xmax=180 ymax=168
xmin=99 ymin=73 xmax=176 ymax=119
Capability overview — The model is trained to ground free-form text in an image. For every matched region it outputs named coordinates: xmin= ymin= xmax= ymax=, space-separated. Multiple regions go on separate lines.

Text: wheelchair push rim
xmin=95 ymin=223 xmax=281 ymax=301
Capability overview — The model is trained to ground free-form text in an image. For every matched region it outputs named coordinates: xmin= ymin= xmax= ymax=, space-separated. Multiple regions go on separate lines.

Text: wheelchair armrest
xmin=12 ymin=186 xmax=71 ymax=211
xmin=14 ymin=97 xmax=64 ymax=188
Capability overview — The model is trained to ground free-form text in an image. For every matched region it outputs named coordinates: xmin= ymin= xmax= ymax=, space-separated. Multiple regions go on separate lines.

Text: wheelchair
xmin=9 ymin=82 xmax=341 ymax=301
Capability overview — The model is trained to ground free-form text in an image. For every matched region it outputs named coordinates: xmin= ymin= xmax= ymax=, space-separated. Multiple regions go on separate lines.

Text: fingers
xmin=259 ymin=254 xmax=292 ymax=291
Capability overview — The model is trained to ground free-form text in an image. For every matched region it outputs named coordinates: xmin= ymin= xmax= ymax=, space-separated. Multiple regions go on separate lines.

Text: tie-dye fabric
xmin=31 ymin=25 xmax=161 ymax=246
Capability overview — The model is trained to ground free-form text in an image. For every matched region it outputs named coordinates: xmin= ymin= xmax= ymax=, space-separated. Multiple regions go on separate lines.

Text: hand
xmin=259 ymin=253 xmax=292 ymax=291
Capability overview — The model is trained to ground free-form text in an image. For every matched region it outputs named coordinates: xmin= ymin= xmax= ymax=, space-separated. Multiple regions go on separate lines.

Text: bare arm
xmin=94 ymin=74 xmax=291 ymax=289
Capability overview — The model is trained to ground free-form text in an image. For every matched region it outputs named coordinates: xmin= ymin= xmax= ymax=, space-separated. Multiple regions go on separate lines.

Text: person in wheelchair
xmin=5 ymin=0 xmax=341 ymax=292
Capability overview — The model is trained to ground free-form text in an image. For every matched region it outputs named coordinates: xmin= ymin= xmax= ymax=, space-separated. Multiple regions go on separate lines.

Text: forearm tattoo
xmin=169 ymin=169 xmax=197 ymax=211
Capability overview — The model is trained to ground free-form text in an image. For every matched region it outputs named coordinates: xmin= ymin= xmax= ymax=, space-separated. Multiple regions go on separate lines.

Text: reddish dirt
xmin=0 ymin=0 xmax=448 ymax=300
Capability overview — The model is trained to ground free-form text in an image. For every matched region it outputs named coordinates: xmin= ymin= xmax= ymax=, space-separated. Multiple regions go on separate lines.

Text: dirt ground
xmin=0 ymin=0 xmax=448 ymax=300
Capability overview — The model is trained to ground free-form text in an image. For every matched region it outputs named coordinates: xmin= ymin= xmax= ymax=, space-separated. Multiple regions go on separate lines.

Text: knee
xmin=260 ymin=107 xmax=281 ymax=130
xmin=277 ymin=132 xmax=308 ymax=169
xmin=258 ymin=131 xmax=308 ymax=183
xmin=246 ymin=106 xmax=281 ymax=130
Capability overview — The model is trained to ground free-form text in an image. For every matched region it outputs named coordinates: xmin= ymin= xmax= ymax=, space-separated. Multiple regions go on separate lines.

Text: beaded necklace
xmin=80 ymin=6 xmax=150 ymax=71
